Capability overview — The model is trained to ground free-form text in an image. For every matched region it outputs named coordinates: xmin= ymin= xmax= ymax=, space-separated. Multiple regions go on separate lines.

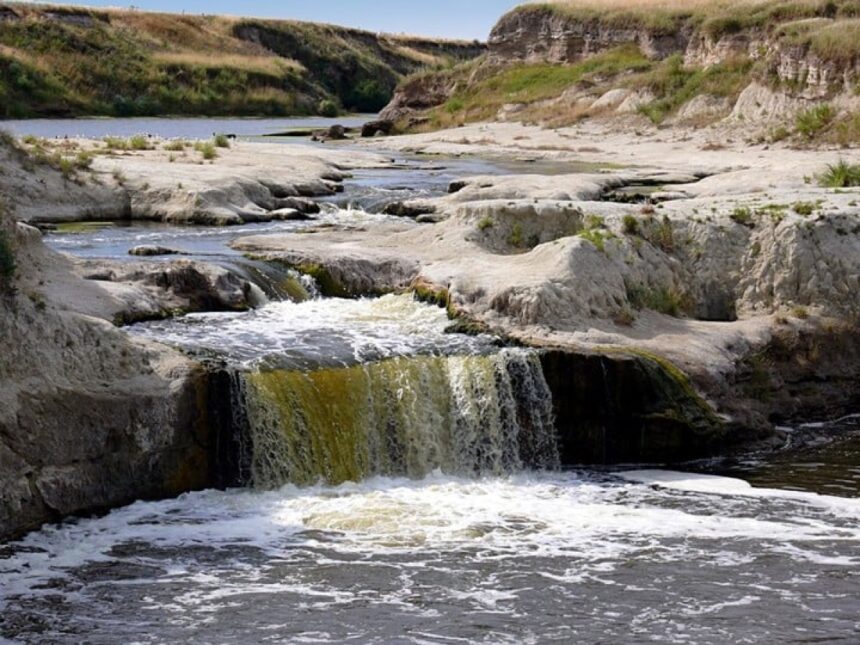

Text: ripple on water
xmin=1 ymin=471 xmax=859 ymax=643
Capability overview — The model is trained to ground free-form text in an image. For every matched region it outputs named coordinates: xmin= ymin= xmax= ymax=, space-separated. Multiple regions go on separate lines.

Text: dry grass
xmin=152 ymin=51 xmax=304 ymax=75
xmin=522 ymin=0 xmax=860 ymax=38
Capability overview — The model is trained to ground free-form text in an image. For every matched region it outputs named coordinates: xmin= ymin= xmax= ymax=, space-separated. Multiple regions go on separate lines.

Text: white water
xmin=131 ymin=294 xmax=496 ymax=368
xmin=2 ymin=471 xmax=859 ymax=643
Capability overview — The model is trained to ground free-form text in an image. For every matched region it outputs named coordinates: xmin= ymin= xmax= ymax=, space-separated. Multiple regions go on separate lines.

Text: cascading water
xmin=232 ymin=350 xmax=559 ymax=488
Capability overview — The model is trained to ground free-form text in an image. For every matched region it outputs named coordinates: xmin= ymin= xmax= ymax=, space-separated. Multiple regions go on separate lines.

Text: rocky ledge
xmin=0 ymin=138 xmax=388 ymax=226
xmin=234 ymin=121 xmax=860 ymax=448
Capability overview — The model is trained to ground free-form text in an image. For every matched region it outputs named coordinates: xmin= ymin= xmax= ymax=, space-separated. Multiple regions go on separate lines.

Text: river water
xmin=1 ymin=119 xmax=858 ymax=644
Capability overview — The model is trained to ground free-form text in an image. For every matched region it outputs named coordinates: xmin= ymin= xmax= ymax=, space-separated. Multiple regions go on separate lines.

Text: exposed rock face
xmin=379 ymin=71 xmax=464 ymax=123
xmin=540 ymin=349 xmax=760 ymax=464
xmin=76 ymin=259 xmax=266 ymax=323
xmin=381 ymin=5 xmax=860 ymax=129
xmin=488 ymin=6 xmax=690 ymax=63
xmin=0 ymin=218 xmax=220 ymax=539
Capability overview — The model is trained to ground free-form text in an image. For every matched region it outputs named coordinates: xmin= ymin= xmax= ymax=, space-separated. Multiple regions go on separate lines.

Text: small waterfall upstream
xmin=227 ymin=349 xmax=559 ymax=488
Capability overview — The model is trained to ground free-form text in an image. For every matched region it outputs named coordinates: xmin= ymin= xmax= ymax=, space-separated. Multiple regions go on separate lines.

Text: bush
xmin=796 ymin=104 xmax=835 ymax=139
xmin=194 ymin=141 xmax=218 ymax=160
xmin=103 ymin=136 xmax=129 ymax=150
xmin=129 ymin=135 xmax=151 ymax=150
xmin=213 ymin=134 xmax=230 ymax=148
xmin=792 ymin=201 xmax=816 ymax=216
xmin=579 ymin=227 xmax=611 ymax=253
xmin=818 ymin=159 xmax=860 ymax=187
xmin=317 ymin=99 xmax=339 ymax=117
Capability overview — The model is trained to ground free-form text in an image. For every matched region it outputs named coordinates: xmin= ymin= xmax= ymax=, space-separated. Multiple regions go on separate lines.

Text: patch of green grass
xmin=433 ymin=45 xmax=652 ymax=126
xmin=508 ymin=222 xmax=524 ymax=248
xmin=796 ymin=104 xmax=835 ymax=139
xmin=818 ymin=159 xmax=860 ymax=187
xmin=635 ymin=54 xmax=752 ymax=124
xmin=627 ymin=283 xmax=688 ymax=317
xmin=213 ymin=133 xmax=231 ymax=148
xmin=646 ymin=214 xmax=675 ymax=252
xmin=729 ymin=206 xmax=753 ymax=226
xmin=476 ymin=215 xmax=494 ymax=231
xmin=578 ymin=227 xmax=613 ymax=253
xmin=792 ymin=201 xmax=817 ymax=216
xmin=129 ymin=135 xmax=151 ymax=150
xmin=622 ymin=214 xmax=639 ymax=235
xmin=194 ymin=141 xmax=218 ymax=160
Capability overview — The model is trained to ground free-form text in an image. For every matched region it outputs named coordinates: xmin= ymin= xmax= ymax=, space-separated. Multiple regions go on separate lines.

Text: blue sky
xmin=50 ymin=1 xmax=523 ymax=40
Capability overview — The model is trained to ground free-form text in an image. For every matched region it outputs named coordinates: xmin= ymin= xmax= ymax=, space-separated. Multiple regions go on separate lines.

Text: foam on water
xmin=131 ymin=294 xmax=495 ymax=368
xmin=620 ymin=469 xmax=860 ymax=518
xmin=2 ymin=471 xmax=859 ymax=643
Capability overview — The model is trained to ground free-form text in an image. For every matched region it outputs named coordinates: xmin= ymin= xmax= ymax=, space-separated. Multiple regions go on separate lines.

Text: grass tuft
xmin=818 ymin=159 xmax=860 ymax=187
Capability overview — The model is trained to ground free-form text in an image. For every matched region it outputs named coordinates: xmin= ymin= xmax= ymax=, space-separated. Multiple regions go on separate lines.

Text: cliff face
xmin=488 ymin=6 xmax=691 ymax=63
xmin=383 ymin=2 xmax=860 ymax=133
xmin=0 ymin=3 xmax=485 ymax=118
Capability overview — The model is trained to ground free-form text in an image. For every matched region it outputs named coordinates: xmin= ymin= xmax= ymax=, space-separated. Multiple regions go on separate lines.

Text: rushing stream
xmin=1 ymin=119 xmax=858 ymax=644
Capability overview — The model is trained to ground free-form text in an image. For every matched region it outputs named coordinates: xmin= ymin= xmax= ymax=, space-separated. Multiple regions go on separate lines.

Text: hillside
xmin=382 ymin=0 xmax=860 ymax=144
xmin=0 ymin=3 xmax=485 ymax=118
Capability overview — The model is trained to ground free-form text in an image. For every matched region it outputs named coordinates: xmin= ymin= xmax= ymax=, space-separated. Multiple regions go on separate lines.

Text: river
xmin=0 ymin=118 xmax=858 ymax=644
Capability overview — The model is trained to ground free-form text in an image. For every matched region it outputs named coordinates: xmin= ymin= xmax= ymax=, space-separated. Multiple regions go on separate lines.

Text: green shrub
xmin=627 ymin=284 xmax=687 ymax=317
xmin=578 ymin=227 xmax=612 ymax=253
xmin=194 ymin=141 xmax=218 ymax=160
xmin=818 ymin=159 xmax=860 ymax=187
xmin=508 ymin=222 xmax=524 ymax=247
xmin=796 ymin=104 xmax=835 ymax=139
xmin=103 ymin=136 xmax=129 ymax=150
xmin=730 ymin=206 xmax=753 ymax=225
xmin=792 ymin=201 xmax=816 ymax=216
xmin=213 ymin=134 xmax=231 ymax=148
xmin=129 ymin=135 xmax=151 ymax=150
xmin=477 ymin=215 xmax=494 ymax=231
xmin=647 ymin=214 xmax=675 ymax=252
xmin=622 ymin=214 xmax=639 ymax=235
xmin=584 ymin=214 xmax=605 ymax=230
xmin=318 ymin=99 xmax=339 ymax=117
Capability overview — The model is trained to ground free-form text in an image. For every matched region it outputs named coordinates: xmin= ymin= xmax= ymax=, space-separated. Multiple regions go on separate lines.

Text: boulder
xmin=128 ymin=245 xmax=182 ymax=257
xmin=361 ymin=120 xmax=395 ymax=138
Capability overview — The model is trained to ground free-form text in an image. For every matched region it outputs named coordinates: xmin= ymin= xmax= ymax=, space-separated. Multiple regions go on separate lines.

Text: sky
xmin=46 ymin=1 xmax=524 ymax=40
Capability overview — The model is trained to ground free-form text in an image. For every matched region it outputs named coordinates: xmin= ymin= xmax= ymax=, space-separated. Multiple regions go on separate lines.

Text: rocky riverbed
xmin=0 ymin=116 xmax=858 ymax=540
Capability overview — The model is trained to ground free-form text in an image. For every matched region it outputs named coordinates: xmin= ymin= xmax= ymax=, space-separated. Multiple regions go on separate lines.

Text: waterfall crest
xmin=231 ymin=349 xmax=558 ymax=488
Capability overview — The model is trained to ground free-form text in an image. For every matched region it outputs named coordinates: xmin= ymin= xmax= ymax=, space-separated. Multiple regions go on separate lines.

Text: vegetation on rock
xmin=819 ymin=159 xmax=860 ymax=188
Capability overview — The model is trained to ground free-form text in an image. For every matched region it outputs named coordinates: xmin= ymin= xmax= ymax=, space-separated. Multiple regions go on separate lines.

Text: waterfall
xmin=229 ymin=349 xmax=559 ymax=488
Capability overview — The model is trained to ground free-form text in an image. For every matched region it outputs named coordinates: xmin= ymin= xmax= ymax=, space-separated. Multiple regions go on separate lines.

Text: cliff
xmin=382 ymin=0 xmax=860 ymax=141
xmin=0 ymin=3 xmax=485 ymax=118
